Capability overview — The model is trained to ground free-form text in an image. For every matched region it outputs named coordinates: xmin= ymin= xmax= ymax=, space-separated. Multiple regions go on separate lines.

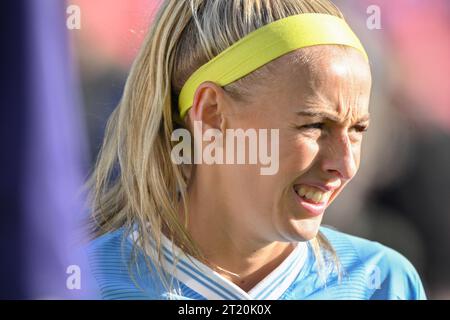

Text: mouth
xmin=292 ymin=184 xmax=332 ymax=217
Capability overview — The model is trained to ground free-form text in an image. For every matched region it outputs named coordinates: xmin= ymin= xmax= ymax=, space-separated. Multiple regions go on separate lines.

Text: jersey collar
xmin=152 ymin=233 xmax=308 ymax=300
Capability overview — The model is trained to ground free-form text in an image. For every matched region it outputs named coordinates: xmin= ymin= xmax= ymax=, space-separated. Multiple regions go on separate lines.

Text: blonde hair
xmin=87 ymin=0 xmax=344 ymax=292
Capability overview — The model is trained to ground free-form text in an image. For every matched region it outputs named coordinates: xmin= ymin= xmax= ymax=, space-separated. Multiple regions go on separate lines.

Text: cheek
xmin=279 ymin=132 xmax=320 ymax=171
xmin=351 ymin=142 xmax=363 ymax=169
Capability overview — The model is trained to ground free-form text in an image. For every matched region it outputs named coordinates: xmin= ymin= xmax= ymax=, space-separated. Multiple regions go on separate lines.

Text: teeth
xmin=312 ymin=192 xmax=322 ymax=203
xmin=295 ymin=185 xmax=329 ymax=203
xmin=298 ymin=187 xmax=307 ymax=197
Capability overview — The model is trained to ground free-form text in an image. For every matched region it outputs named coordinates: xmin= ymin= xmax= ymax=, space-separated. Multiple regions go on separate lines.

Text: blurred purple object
xmin=23 ymin=0 xmax=96 ymax=298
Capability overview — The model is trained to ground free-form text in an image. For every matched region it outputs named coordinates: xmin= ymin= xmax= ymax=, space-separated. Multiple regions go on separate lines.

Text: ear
xmin=187 ymin=81 xmax=226 ymax=131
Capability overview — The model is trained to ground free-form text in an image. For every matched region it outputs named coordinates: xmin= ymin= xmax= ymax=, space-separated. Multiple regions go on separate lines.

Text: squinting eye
xmin=351 ymin=124 xmax=369 ymax=133
xmin=300 ymin=123 xmax=324 ymax=130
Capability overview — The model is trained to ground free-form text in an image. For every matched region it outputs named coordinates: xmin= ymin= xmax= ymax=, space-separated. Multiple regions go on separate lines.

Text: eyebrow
xmin=296 ymin=109 xmax=370 ymax=123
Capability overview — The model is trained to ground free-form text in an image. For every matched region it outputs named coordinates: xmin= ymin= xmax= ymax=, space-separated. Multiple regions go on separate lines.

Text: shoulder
xmin=87 ymin=227 xmax=131 ymax=259
xmin=86 ymin=228 xmax=164 ymax=299
xmin=318 ymin=226 xmax=426 ymax=300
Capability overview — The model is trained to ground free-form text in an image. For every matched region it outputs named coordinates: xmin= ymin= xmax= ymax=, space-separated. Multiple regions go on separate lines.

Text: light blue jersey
xmin=85 ymin=226 xmax=426 ymax=300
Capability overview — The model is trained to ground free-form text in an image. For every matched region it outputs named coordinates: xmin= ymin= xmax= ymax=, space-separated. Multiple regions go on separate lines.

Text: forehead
xmin=257 ymin=46 xmax=372 ymax=122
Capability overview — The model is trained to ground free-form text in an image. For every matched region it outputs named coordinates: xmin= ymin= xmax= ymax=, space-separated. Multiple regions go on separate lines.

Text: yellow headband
xmin=178 ymin=13 xmax=368 ymax=119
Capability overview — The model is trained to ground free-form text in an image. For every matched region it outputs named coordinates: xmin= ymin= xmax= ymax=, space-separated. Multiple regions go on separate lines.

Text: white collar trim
xmin=130 ymin=231 xmax=308 ymax=300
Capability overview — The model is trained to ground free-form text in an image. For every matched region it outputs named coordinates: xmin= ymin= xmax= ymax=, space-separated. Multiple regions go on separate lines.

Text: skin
xmin=181 ymin=46 xmax=372 ymax=291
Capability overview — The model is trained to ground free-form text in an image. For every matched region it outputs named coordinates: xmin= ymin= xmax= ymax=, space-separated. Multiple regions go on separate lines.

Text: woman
xmin=86 ymin=0 xmax=426 ymax=300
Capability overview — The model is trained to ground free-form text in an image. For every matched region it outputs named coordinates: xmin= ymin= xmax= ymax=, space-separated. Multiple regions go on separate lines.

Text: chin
xmin=283 ymin=216 xmax=323 ymax=242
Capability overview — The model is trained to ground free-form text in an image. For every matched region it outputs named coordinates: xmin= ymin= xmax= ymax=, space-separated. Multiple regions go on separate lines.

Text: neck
xmin=179 ymin=174 xmax=294 ymax=292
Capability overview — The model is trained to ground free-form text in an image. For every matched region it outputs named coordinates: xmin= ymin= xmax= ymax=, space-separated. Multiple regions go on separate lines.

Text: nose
xmin=320 ymin=133 xmax=358 ymax=181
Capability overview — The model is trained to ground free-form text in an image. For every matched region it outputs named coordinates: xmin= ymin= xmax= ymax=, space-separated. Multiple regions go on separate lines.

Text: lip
xmin=292 ymin=187 xmax=328 ymax=217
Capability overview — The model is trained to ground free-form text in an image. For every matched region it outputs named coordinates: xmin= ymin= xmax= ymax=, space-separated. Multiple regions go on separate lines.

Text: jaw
xmin=282 ymin=215 xmax=324 ymax=242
